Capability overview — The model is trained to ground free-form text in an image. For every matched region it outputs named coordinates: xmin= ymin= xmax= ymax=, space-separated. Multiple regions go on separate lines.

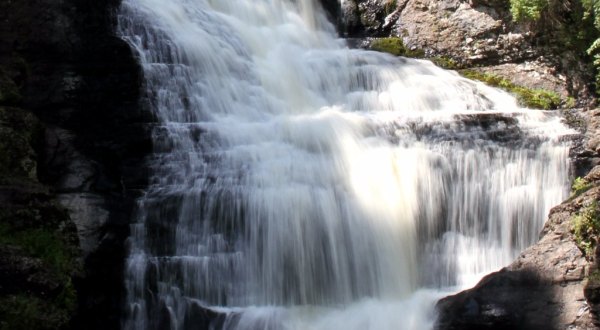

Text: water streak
xmin=118 ymin=1 xmax=573 ymax=329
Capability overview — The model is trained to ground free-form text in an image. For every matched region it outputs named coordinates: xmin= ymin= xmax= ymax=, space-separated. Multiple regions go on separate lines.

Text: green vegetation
xmin=370 ymin=37 xmax=425 ymax=58
xmin=370 ymin=38 xmax=463 ymax=70
xmin=572 ymin=201 xmax=600 ymax=257
xmin=0 ymin=101 xmax=77 ymax=329
xmin=430 ymin=56 xmax=460 ymax=70
xmin=565 ymin=96 xmax=577 ymax=108
xmin=460 ymin=69 xmax=562 ymax=109
xmin=0 ymin=223 xmax=75 ymax=275
xmin=572 ymin=176 xmax=593 ymax=197
xmin=370 ymin=37 xmax=562 ymax=108
xmin=0 ymin=222 xmax=78 ymax=330
xmin=510 ymin=0 xmax=547 ymax=21
xmin=509 ymin=0 xmax=600 ymax=93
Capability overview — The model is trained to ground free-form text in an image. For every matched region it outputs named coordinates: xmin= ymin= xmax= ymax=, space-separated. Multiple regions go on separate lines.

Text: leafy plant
xmin=509 ymin=0 xmax=600 ymax=94
xmin=571 ymin=176 xmax=592 ymax=197
xmin=572 ymin=201 xmax=600 ymax=257
xmin=510 ymin=0 xmax=547 ymax=21
xmin=585 ymin=0 xmax=600 ymax=93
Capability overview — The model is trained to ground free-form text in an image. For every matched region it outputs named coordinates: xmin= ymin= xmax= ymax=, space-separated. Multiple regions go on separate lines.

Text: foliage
xmin=509 ymin=0 xmax=600 ymax=94
xmin=565 ymin=96 xmax=577 ymax=108
xmin=430 ymin=56 xmax=460 ymax=70
xmin=572 ymin=201 xmax=600 ymax=257
xmin=0 ymin=222 xmax=78 ymax=330
xmin=509 ymin=0 xmax=547 ymax=21
xmin=370 ymin=37 xmax=425 ymax=58
xmin=0 ymin=223 xmax=74 ymax=276
xmin=571 ymin=176 xmax=592 ymax=197
xmin=370 ymin=38 xmax=462 ymax=70
xmin=460 ymin=70 xmax=562 ymax=109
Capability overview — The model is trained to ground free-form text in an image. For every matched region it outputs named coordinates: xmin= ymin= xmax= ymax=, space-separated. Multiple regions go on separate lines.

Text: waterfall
xmin=118 ymin=0 xmax=573 ymax=329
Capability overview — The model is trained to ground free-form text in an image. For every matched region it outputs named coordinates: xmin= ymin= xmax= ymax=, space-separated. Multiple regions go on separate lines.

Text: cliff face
xmin=0 ymin=0 xmax=148 ymax=328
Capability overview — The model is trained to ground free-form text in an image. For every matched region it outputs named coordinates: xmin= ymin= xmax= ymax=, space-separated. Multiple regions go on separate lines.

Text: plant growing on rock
xmin=510 ymin=0 xmax=600 ymax=94
xmin=369 ymin=37 xmax=425 ymax=58
xmin=460 ymin=70 xmax=562 ymax=109
xmin=571 ymin=176 xmax=592 ymax=197
xmin=510 ymin=0 xmax=547 ymax=21
xmin=572 ymin=201 xmax=600 ymax=257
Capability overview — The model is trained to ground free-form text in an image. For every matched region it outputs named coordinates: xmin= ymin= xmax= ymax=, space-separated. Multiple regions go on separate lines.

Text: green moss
xmin=370 ymin=37 xmax=425 ymax=58
xmin=460 ymin=70 xmax=562 ymax=109
xmin=510 ymin=0 xmax=546 ymax=21
xmin=572 ymin=201 xmax=600 ymax=257
xmin=0 ymin=223 xmax=75 ymax=276
xmin=572 ymin=177 xmax=593 ymax=197
xmin=430 ymin=56 xmax=460 ymax=70
xmin=0 ymin=222 xmax=78 ymax=330
xmin=565 ymin=96 xmax=577 ymax=108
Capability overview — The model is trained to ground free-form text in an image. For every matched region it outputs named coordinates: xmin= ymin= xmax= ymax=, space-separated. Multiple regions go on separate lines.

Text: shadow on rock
xmin=435 ymin=268 xmax=559 ymax=330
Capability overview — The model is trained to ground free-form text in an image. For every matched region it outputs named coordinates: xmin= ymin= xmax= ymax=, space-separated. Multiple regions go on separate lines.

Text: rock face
xmin=0 ymin=104 xmax=80 ymax=330
xmin=435 ymin=109 xmax=600 ymax=330
xmin=0 ymin=0 xmax=149 ymax=329
xmin=332 ymin=0 xmax=595 ymax=106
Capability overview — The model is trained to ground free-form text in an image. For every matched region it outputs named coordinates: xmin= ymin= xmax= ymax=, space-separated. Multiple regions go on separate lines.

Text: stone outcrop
xmin=0 ymin=0 xmax=148 ymax=328
xmin=0 ymin=104 xmax=80 ymax=330
xmin=333 ymin=0 xmax=595 ymax=106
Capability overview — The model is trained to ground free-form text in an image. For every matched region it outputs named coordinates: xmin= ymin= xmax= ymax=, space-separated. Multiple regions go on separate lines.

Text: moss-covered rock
xmin=0 ymin=105 xmax=79 ymax=330
xmin=369 ymin=37 xmax=425 ymax=58
xmin=460 ymin=69 xmax=562 ymax=109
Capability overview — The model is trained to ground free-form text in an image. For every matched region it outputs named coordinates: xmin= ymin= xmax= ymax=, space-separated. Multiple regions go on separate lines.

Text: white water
xmin=118 ymin=1 xmax=573 ymax=329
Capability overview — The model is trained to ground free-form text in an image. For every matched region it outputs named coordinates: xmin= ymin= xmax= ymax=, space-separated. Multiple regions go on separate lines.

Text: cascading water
xmin=118 ymin=1 xmax=574 ymax=329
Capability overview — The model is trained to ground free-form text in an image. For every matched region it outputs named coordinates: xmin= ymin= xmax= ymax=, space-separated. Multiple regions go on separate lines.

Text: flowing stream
xmin=118 ymin=1 xmax=574 ymax=329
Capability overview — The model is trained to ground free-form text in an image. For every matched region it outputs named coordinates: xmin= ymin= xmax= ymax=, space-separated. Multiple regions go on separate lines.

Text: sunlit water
xmin=118 ymin=1 xmax=574 ymax=329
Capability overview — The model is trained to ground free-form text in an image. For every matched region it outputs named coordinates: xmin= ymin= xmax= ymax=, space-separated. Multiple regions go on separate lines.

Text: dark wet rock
xmin=0 ymin=0 xmax=149 ymax=328
xmin=436 ymin=188 xmax=597 ymax=329
xmin=436 ymin=269 xmax=561 ymax=330
xmin=183 ymin=301 xmax=228 ymax=330
xmin=0 ymin=104 xmax=80 ymax=329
